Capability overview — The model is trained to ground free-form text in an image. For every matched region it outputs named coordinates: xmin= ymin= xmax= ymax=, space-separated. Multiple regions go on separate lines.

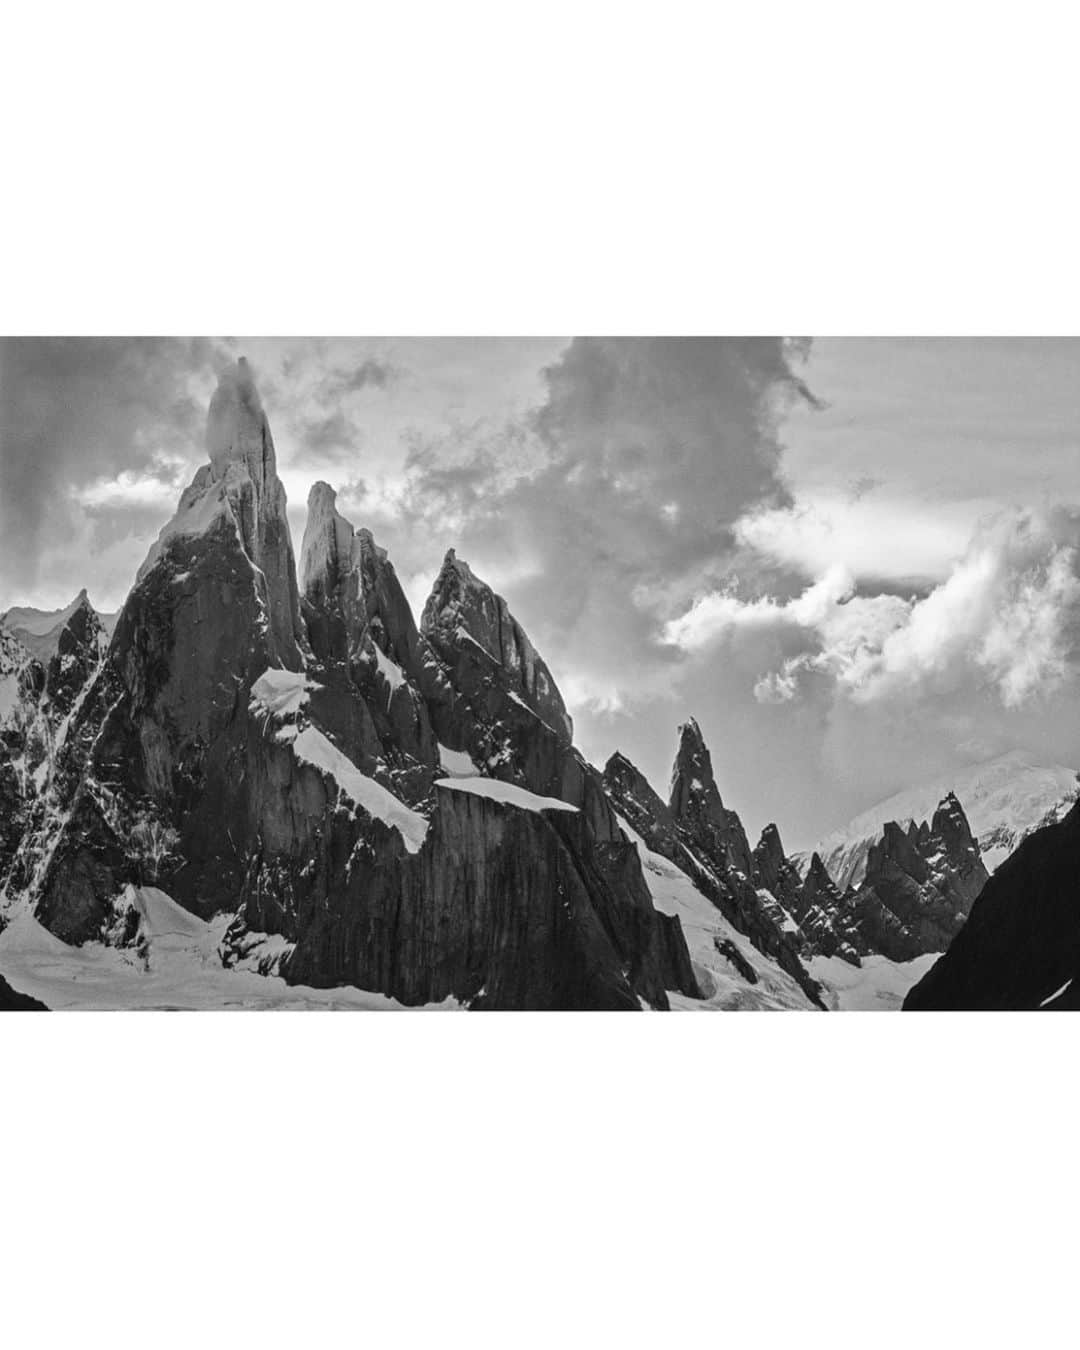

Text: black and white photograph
xmin=5 ymin=336 xmax=1080 ymax=1013
xmin=4 ymin=5 xmax=1077 ymax=1348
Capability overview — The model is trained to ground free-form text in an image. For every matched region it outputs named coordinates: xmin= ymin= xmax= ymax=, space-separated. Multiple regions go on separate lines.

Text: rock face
xmin=422 ymin=550 xmax=573 ymax=745
xmin=745 ymin=790 xmax=990 ymax=968
xmin=0 ymin=361 xmax=699 ymax=1011
xmin=846 ymin=793 xmax=988 ymax=962
xmin=604 ymin=732 xmax=825 ymax=1008
xmin=751 ymin=828 xmax=859 ymax=965
xmin=0 ymin=598 xmax=108 ymax=882
xmin=668 ymin=719 xmax=753 ymax=876
xmin=904 ymin=801 xmax=1080 ymax=1010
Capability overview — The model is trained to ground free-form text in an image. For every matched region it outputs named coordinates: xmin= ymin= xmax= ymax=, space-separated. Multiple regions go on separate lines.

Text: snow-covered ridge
xmin=799 ymin=750 xmax=1080 ymax=887
xmin=135 ymin=463 xmax=237 ymax=583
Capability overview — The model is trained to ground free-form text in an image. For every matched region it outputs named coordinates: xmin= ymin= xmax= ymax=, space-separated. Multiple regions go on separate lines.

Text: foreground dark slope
xmin=904 ymin=801 xmax=1080 ymax=1010
xmin=3 ymin=362 xmax=698 ymax=1010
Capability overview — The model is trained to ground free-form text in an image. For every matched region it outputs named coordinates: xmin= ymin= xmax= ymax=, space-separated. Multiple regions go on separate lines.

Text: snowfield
xmin=808 ymin=952 xmax=940 ymax=1010
xmin=616 ymin=816 xmax=817 ymax=1010
xmin=0 ymin=887 xmax=460 ymax=1011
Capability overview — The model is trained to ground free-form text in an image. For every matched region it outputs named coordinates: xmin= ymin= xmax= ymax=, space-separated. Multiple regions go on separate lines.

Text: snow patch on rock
xmin=288 ymin=725 xmax=429 ymax=853
xmin=250 ymin=667 xmax=319 ymax=721
xmin=436 ymin=777 xmax=578 ymax=814
xmin=438 ymin=744 xmax=478 ymax=777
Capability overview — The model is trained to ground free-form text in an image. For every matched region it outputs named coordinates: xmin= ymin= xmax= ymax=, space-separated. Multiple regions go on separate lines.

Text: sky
xmin=2 ymin=335 xmax=1080 ymax=850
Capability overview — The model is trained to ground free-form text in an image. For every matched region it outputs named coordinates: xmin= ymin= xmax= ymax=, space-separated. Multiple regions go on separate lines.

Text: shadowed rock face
xmin=256 ymin=779 xmax=694 ymax=1010
xmin=22 ymin=363 xmax=310 ymax=939
xmin=746 ymin=791 xmax=989 ymax=968
xmin=422 ymin=549 xmax=573 ymax=744
xmin=669 ymin=719 xmax=753 ymax=877
xmin=793 ymin=853 xmax=859 ymax=962
xmin=299 ymin=480 xmax=445 ymax=796
xmin=44 ymin=594 xmax=107 ymax=717
xmin=905 ymin=801 xmax=1080 ymax=1010
xmin=0 ymin=597 xmax=108 ymax=885
xmin=4 ymin=365 xmax=700 ymax=1010
xmin=852 ymin=793 xmax=988 ymax=961
xmin=750 ymin=827 xmax=858 ymax=963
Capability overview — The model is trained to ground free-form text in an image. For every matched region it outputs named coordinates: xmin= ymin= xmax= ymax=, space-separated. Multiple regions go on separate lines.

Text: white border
xmin=4 ymin=2 xmax=1080 ymax=1346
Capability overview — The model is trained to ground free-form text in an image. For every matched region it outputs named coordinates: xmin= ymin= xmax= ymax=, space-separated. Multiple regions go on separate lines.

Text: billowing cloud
xmin=664 ymin=508 xmax=1080 ymax=712
xmin=733 ymin=493 xmax=978 ymax=587
xmin=381 ymin=337 xmax=820 ymax=717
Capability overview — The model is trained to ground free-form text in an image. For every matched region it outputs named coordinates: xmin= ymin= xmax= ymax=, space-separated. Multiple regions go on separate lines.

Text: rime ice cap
xmin=206 ymin=356 xmax=275 ymax=482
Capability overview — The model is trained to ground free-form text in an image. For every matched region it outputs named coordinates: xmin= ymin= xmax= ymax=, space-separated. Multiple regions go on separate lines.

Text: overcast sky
xmin=3 ymin=336 xmax=1079 ymax=849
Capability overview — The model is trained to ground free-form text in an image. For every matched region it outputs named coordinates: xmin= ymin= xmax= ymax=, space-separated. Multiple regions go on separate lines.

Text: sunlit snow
xmin=0 ymin=889 xmax=460 ymax=1011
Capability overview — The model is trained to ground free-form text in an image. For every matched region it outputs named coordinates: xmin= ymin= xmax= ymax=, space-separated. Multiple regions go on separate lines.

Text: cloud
xmin=664 ymin=508 xmax=1080 ymax=712
xmin=324 ymin=356 xmax=400 ymax=395
xmin=0 ymin=337 xmax=229 ymax=602
xmin=379 ymin=337 xmax=820 ymax=720
xmin=734 ymin=493 xmax=976 ymax=586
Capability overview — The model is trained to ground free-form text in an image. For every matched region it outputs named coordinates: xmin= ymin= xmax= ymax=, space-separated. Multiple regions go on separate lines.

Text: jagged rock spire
xmin=421 ymin=549 xmax=572 ymax=743
xmin=603 ymin=749 xmax=681 ymax=856
xmin=668 ymin=718 xmax=715 ymax=815
xmin=668 ymin=717 xmax=753 ymax=876
xmin=300 ymin=481 xmax=356 ymax=604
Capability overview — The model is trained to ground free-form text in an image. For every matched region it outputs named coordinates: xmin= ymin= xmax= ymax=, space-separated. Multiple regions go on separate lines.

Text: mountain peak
xmin=668 ymin=718 xmax=754 ymax=875
xmin=420 ymin=551 xmax=572 ymax=743
xmin=301 ymin=481 xmax=355 ymax=601
xmin=206 ymin=357 xmax=275 ymax=487
xmin=669 ymin=717 xmax=718 ymax=810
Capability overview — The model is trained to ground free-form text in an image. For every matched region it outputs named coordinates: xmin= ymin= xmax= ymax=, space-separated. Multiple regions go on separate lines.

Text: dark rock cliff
xmin=905 ymin=801 xmax=1080 ymax=1010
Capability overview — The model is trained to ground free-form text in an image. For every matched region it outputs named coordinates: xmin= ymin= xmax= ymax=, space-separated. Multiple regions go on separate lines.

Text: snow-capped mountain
xmin=797 ymin=751 xmax=1080 ymax=888
xmin=0 ymin=360 xmax=719 ymax=1010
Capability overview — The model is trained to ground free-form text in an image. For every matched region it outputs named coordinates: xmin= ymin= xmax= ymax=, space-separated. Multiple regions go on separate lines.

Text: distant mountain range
xmin=2 ymin=591 xmax=118 ymax=663
xmin=797 ymin=751 xmax=1080 ymax=886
